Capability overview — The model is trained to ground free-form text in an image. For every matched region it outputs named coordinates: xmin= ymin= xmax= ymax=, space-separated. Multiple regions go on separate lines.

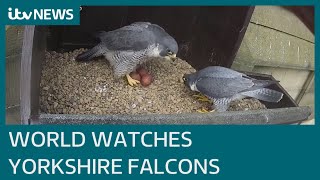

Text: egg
xmin=141 ymin=74 xmax=153 ymax=87
xmin=137 ymin=67 xmax=149 ymax=76
xmin=129 ymin=72 xmax=141 ymax=81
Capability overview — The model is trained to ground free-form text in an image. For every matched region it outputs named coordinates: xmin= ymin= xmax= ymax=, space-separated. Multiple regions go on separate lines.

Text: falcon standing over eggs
xmin=183 ymin=66 xmax=284 ymax=112
xmin=76 ymin=22 xmax=178 ymax=86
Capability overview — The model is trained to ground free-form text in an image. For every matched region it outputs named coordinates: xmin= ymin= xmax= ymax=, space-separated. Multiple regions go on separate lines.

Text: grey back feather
xmin=96 ymin=22 xmax=170 ymax=51
xmin=196 ymin=77 xmax=254 ymax=98
xmin=196 ymin=66 xmax=246 ymax=79
xmin=194 ymin=66 xmax=279 ymax=99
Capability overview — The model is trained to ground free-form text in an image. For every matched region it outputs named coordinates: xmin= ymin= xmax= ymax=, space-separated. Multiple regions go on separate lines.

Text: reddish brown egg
xmin=129 ymin=72 xmax=141 ymax=81
xmin=137 ymin=67 xmax=149 ymax=76
xmin=141 ymin=74 xmax=153 ymax=87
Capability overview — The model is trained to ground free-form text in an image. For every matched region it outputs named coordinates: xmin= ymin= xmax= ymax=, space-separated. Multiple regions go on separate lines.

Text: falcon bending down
xmin=183 ymin=66 xmax=284 ymax=112
xmin=76 ymin=22 xmax=178 ymax=86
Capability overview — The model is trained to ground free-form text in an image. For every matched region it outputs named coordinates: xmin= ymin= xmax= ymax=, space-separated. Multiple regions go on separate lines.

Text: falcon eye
xmin=167 ymin=49 xmax=173 ymax=54
xmin=182 ymin=77 xmax=186 ymax=81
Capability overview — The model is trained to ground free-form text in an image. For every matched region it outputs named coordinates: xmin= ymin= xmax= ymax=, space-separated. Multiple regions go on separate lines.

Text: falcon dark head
xmin=183 ymin=73 xmax=198 ymax=91
xmin=159 ymin=36 xmax=178 ymax=61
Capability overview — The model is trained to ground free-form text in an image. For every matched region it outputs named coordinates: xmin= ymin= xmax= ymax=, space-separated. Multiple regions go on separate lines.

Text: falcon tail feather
xmin=75 ymin=45 xmax=104 ymax=61
xmin=240 ymin=88 xmax=283 ymax=102
xmin=249 ymin=79 xmax=279 ymax=90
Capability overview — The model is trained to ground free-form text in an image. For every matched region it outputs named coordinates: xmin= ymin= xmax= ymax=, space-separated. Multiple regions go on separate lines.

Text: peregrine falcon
xmin=183 ymin=66 xmax=284 ymax=112
xmin=76 ymin=22 xmax=178 ymax=86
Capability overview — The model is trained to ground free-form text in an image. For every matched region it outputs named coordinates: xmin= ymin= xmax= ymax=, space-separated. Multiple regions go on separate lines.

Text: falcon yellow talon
xmin=196 ymin=108 xmax=215 ymax=113
xmin=126 ymin=74 xmax=140 ymax=87
xmin=193 ymin=94 xmax=211 ymax=102
xmin=196 ymin=108 xmax=209 ymax=113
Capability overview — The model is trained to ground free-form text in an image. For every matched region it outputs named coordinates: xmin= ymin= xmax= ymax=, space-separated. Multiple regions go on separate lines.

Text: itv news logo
xmin=7 ymin=7 xmax=75 ymax=21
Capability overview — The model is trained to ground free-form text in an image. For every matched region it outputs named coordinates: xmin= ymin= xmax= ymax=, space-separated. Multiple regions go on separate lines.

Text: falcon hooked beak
xmin=169 ymin=53 xmax=177 ymax=61
xmin=166 ymin=51 xmax=177 ymax=61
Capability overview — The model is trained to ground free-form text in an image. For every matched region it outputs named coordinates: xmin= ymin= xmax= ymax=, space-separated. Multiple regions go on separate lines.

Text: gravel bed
xmin=39 ymin=49 xmax=266 ymax=115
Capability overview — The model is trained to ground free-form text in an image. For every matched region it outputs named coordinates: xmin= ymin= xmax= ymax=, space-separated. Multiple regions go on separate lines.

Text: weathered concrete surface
xmin=253 ymin=66 xmax=310 ymax=100
xmin=35 ymin=106 xmax=311 ymax=125
xmin=6 ymin=26 xmax=24 ymax=59
xmin=6 ymin=26 xmax=25 ymax=124
xmin=232 ymin=6 xmax=315 ymax=125
xmin=232 ymin=23 xmax=314 ymax=71
xmin=250 ymin=6 xmax=314 ymax=43
xmin=6 ymin=54 xmax=21 ymax=107
xmin=6 ymin=26 xmax=24 ymax=107
xmin=6 ymin=106 xmax=20 ymax=125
